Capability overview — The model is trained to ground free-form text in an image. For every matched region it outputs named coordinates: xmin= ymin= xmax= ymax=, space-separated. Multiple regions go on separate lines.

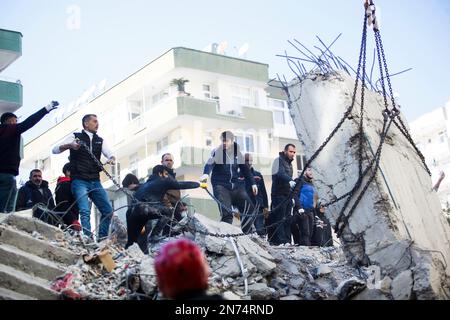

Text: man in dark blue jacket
xmin=242 ymin=153 xmax=269 ymax=237
xmin=0 ymin=101 xmax=58 ymax=213
xmin=16 ymin=169 xmax=56 ymax=223
xmin=127 ymin=165 xmax=201 ymax=253
xmin=268 ymin=144 xmax=297 ymax=245
xmin=200 ymin=131 xmax=257 ymax=234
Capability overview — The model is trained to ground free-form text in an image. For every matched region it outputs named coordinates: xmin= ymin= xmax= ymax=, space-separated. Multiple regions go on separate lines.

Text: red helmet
xmin=154 ymin=238 xmax=210 ymax=299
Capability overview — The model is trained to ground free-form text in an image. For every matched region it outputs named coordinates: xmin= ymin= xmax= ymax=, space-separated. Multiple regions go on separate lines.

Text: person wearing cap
xmin=0 ymin=101 xmax=58 ymax=213
xmin=200 ymin=131 xmax=258 ymax=234
xmin=154 ymin=238 xmax=224 ymax=300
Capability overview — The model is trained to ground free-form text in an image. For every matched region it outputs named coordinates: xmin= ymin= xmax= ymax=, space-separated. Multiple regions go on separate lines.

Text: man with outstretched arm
xmin=0 ymin=101 xmax=58 ymax=213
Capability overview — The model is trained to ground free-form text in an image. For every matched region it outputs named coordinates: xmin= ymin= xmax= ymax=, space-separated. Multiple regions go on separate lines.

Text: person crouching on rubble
xmin=125 ymin=165 xmax=204 ymax=253
xmin=154 ymin=238 xmax=224 ymax=300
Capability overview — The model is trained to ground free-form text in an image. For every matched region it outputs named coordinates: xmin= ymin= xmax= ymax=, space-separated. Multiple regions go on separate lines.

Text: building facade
xmin=21 ymin=47 xmax=302 ymax=225
xmin=410 ymin=102 xmax=450 ymax=208
xmin=0 ymin=28 xmax=23 ymax=116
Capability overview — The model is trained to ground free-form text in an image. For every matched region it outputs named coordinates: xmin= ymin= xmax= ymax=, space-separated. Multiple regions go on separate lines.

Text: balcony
xmin=0 ymin=78 xmax=23 ymax=112
xmin=0 ymin=29 xmax=22 ymax=72
xmin=176 ymin=96 xmax=273 ymax=128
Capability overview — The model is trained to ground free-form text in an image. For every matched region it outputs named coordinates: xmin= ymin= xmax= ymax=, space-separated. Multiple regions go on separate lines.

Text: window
xmin=127 ymin=93 xmax=143 ymax=121
xmin=235 ymin=133 xmax=255 ymax=153
xmin=203 ymin=84 xmax=211 ymax=99
xmin=269 ymin=98 xmax=289 ymax=125
xmin=151 ymin=89 xmax=169 ymax=105
xmin=129 ymin=153 xmax=139 ymax=176
xmin=231 ymin=85 xmax=251 ymax=108
xmin=439 ymin=132 xmax=446 ymax=144
xmin=157 ymin=136 xmax=169 ymax=152
xmin=296 ymin=155 xmax=308 ymax=172
xmin=274 ymin=110 xmax=285 ymax=124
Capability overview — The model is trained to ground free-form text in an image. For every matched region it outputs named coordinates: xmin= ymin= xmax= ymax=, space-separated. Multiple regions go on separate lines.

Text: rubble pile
xmin=135 ymin=214 xmax=374 ymax=300
xmin=2 ymin=211 xmax=428 ymax=300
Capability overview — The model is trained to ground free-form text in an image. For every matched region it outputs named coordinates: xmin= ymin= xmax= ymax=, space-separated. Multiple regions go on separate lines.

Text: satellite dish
xmin=238 ymin=43 xmax=249 ymax=57
xmin=217 ymin=41 xmax=228 ymax=54
xmin=202 ymin=44 xmax=212 ymax=52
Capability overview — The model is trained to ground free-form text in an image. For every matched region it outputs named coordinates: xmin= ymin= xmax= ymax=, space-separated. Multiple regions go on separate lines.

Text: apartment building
xmin=410 ymin=103 xmax=450 ymax=208
xmin=0 ymin=28 xmax=23 ymax=118
xmin=21 ymin=47 xmax=301 ymax=224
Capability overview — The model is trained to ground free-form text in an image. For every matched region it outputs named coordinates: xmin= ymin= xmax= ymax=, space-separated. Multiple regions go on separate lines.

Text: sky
xmin=1 ymin=0 xmax=450 ymax=141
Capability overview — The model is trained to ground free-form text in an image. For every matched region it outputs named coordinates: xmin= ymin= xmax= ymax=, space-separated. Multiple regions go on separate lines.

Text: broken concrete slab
xmin=352 ymin=288 xmax=389 ymax=300
xmin=0 ymin=263 xmax=58 ymax=300
xmin=288 ymin=70 xmax=450 ymax=299
xmin=0 ymin=225 xmax=78 ymax=265
xmin=0 ymin=243 xmax=65 ymax=281
xmin=247 ymin=282 xmax=277 ymax=300
xmin=391 ymin=270 xmax=413 ymax=300
xmin=139 ymin=256 xmax=157 ymax=295
xmin=5 ymin=213 xmax=64 ymax=241
xmin=0 ymin=286 xmax=37 ymax=300
xmin=411 ymin=253 xmax=448 ymax=300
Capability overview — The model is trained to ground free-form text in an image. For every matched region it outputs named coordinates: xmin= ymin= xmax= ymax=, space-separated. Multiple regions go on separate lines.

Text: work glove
xmin=252 ymin=184 xmax=258 ymax=196
xmin=199 ymin=174 xmax=209 ymax=183
xmin=199 ymin=182 xmax=208 ymax=189
xmin=263 ymin=208 xmax=270 ymax=219
xmin=289 ymin=180 xmax=296 ymax=190
xmin=45 ymin=100 xmax=59 ymax=112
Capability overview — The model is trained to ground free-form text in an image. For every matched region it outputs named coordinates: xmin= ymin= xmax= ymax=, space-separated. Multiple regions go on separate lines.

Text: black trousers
xmin=267 ymin=195 xmax=292 ymax=245
xmin=292 ymin=210 xmax=315 ymax=246
xmin=213 ymin=185 xmax=256 ymax=234
xmin=125 ymin=203 xmax=171 ymax=253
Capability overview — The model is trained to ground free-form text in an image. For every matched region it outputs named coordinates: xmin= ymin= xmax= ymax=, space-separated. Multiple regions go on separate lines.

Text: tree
xmin=170 ymin=78 xmax=189 ymax=94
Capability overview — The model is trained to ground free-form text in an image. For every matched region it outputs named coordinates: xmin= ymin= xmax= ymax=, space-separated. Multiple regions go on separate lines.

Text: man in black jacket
xmin=127 ymin=165 xmax=202 ymax=253
xmin=0 ymin=101 xmax=58 ymax=213
xmin=16 ymin=169 xmax=56 ymax=223
xmin=243 ymin=153 xmax=269 ymax=237
xmin=52 ymin=114 xmax=115 ymax=239
xmin=268 ymin=144 xmax=297 ymax=245
xmin=54 ymin=163 xmax=80 ymax=230
xmin=200 ymin=131 xmax=257 ymax=234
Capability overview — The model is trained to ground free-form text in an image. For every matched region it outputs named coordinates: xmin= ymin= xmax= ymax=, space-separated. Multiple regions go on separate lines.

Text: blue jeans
xmin=71 ymin=179 xmax=113 ymax=238
xmin=0 ymin=173 xmax=17 ymax=213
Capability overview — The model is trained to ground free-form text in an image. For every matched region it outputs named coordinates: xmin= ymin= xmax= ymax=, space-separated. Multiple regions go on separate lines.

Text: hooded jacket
xmin=54 ymin=176 xmax=79 ymax=225
xmin=203 ymin=142 xmax=255 ymax=190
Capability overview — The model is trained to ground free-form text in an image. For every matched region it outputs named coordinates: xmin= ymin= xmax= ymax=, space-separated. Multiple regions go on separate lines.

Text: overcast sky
xmin=2 ymin=0 xmax=449 ymax=141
